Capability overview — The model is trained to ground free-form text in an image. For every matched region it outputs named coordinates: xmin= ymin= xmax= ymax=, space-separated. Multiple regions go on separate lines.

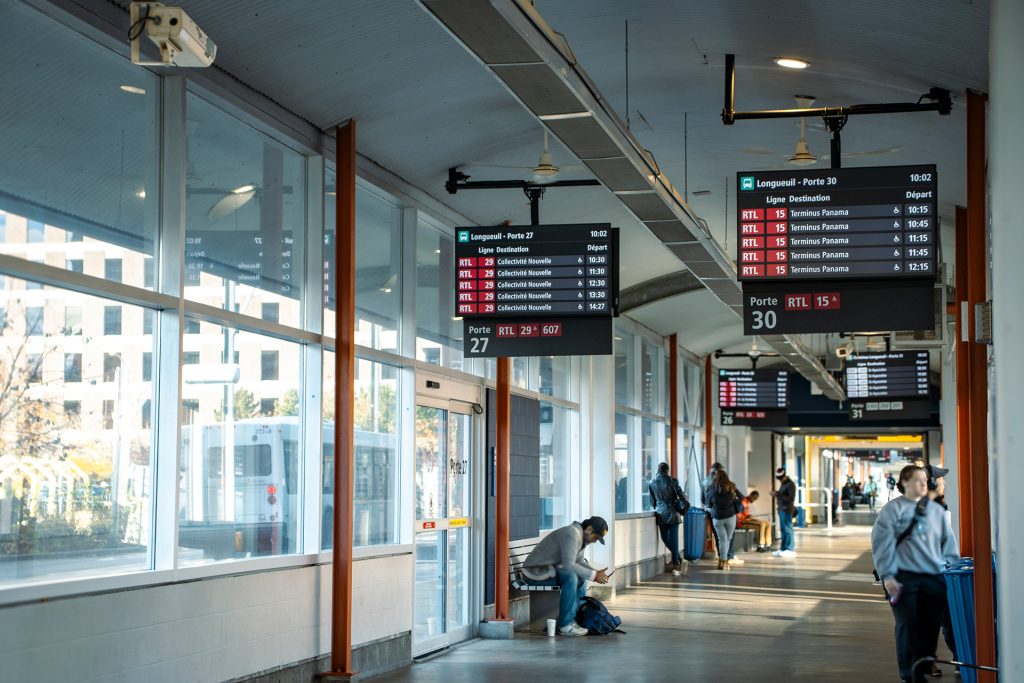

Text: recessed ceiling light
xmin=136 ymin=189 xmax=146 ymax=198
xmin=120 ymin=85 xmax=146 ymax=95
xmin=791 ymin=427 xmax=802 ymax=431
xmin=692 ymin=190 xmax=712 ymax=197
xmin=232 ymin=184 xmax=256 ymax=194
xmin=452 ymin=316 xmax=463 ymax=321
xmin=435 ymin=249 xmax=442 ymax=254
xmin=775 ymin=57 xmax=809 ymax=70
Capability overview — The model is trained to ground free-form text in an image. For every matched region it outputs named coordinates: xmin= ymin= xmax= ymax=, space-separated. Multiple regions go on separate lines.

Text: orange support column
xmin=966 ymin=89 xmax=996 ymax=683
xmin=328 ymin=121 xmax=357 ymax=677
xmin=493 ymin=356 xmax=512 ymax=620
xmin=954 ymin=205 xmax=973 ymax=555
xmin=704 ymin=355 xmax=713 ymax=472
xmin=669 ymin=334 xmax=679 ymax=478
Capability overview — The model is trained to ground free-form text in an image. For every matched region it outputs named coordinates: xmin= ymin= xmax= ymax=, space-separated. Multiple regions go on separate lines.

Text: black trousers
xmin=890 ymin=571 xmax=947 ymax=682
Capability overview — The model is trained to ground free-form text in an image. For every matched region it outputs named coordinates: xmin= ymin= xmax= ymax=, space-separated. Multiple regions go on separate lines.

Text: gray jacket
xmin=871 ymin=496 xmax=960 ymax=581
xmin=521 ymin=522 xmax=597 ymax=581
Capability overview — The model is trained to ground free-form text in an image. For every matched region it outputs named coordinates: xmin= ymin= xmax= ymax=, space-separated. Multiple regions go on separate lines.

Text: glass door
xmin=414 ymin=399 xmax=475 ymax=655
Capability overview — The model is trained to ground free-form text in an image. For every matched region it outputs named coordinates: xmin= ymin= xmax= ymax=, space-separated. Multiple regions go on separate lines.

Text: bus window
xmin=205 ymin=447 xmax=224 ymax=479
xmin=322 ymin=444 xmax=334 ymax=494
xmin=283 ymin=437 xmax=298 ymax=494
xmin=234 ymin=444 xmax=272 ymax=477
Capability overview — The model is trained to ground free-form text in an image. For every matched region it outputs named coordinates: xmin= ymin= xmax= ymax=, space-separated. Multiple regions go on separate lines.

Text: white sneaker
xmin=728 ymin=558 xmax=745 ymax=565
xmin=779 ymin=549 xmax=797 ymax=558
xmin=771 ymin=550 xmax=783 ymax=557
xmin=559 ymin=622 xmax=589 ymax=636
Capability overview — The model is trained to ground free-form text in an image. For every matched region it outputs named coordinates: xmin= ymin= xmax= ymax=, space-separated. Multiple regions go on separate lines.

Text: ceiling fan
xmin=740 ymin=96 xmax=902 ymax=165
xmin=461 ymin=129 xmax=584 ymax=184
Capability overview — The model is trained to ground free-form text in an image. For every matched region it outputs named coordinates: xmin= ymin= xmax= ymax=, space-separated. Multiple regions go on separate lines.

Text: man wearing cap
xmin=520 ymin=516 xmax=611 ymax=636
xmin=770 ymin=468 xmax=797 ymax=557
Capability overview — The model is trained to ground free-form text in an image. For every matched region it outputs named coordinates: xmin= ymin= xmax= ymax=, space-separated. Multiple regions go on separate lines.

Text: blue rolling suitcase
xmin=682 ymin=508 xmax=706 ymax=561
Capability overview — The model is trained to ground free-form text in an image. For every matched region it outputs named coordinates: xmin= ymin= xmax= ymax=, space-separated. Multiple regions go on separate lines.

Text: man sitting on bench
xmin=520 ymin=516 xmax=611 ymax=636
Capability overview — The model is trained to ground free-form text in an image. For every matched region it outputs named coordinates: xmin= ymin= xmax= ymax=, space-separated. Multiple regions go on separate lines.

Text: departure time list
xmin=845 ymin=351 xmax=930 ymax=399
xmin=718 ymin=369 xmax=788 ymax=409
xmin=736 ymin=165 xmax=937 ymax=281
xmin=454 ymin=224 xmax=615 ymax=318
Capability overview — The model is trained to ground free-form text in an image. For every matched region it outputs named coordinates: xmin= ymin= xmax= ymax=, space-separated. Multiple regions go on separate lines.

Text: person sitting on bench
xmin=520 ymin=516 xmax=611 ymax=636
xmin=737 ymin=491 xmax=772 ymax=552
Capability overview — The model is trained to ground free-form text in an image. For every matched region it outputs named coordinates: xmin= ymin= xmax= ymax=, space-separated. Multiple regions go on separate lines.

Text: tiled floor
xmin=367 ymin=527 xmax=949 ymax=682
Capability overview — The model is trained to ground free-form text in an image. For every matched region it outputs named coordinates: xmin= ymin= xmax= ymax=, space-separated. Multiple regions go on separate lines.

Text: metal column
xmin=328 ymin=121 xmax=357 ymax=678
xmin=670 ymin=334 xmax=679 ymax=479
xmin=966 ymin=91 xmax=996 ymax=683
xmin=954 ymin=206 xmax=973 ymax=554
xmin=493 ymin=356 xmax=512 ymax=620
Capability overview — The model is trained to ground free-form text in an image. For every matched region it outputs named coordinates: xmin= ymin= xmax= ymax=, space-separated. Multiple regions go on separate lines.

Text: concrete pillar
xmin=991 ymin=0 xmax=1024 ymax=676
xmin=584 ymin=355 xmax=616 ymax=576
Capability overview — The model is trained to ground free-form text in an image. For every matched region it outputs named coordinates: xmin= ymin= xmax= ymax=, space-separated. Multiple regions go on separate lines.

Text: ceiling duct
xmin=420 ymin=0 xmax=844 ymax=400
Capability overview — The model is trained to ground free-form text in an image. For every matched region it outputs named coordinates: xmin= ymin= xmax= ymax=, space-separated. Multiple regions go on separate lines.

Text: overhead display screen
xmin=718 ymin=368 xmax=789 ymax=427
xmin=455 ymin=224 xmax=619 ymax=358
xmin=845 ymin=351 xmax=930 ymax=398
xmin=736 ymin=165 xmax=937 ymax=281
xmin=455 ymin=224 xmax=616 ymax=318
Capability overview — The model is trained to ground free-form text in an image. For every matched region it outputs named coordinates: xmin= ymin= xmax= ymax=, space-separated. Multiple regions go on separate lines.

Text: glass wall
xmin=416 ymin=218 xmax=462 ymax=369
xmin=539 ymin=402 xmax=573 ymax=530
xmin=324 ymin=174 xmax=402 ymax=351
xmin=322 ymin=354 xmax=401 ymax=549
xmin=0 ymin=277 xmax=155 ymax=582
xmin=613 ymin=321 xmax=669 ymax=515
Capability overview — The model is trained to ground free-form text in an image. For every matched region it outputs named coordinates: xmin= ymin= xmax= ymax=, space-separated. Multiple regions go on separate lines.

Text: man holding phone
xmin=521 ymin=516 xmax=611 ymax=636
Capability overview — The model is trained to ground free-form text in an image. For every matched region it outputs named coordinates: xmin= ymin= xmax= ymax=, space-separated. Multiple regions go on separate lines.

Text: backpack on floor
xmin=576 ymin=596 xmax=625 ymax=635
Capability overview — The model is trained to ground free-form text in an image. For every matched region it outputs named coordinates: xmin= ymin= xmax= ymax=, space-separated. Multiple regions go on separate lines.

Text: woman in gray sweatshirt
xmin=871 ymin=465 xmax=960 ymax=683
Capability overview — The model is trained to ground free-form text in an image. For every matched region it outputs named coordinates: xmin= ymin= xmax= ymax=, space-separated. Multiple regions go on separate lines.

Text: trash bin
xmin=682 ymin=508 xmax=706 ymax=562
xmin=942 ymin=556 xmax=997 ymax=683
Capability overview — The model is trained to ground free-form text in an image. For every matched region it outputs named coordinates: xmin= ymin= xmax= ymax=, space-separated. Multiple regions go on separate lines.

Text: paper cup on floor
xmin=546 ymin=619 xmax=557 ymax=636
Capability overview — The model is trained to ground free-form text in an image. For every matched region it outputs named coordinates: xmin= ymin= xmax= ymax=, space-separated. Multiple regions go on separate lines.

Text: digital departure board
xmin=845 ymin=351 xmax=930 ymax=398
xmin=736 ymin=166 xmax=937 ymax=281
xmin=718 ymin=368 xmax=789 ymax=427
xmin=455 ymin=224 xmax=615 ymax=317
xmin=456 ymin=224 xmax=619 ymax=358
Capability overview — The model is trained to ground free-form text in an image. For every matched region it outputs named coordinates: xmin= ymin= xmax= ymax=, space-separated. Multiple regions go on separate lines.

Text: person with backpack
xmin=705 ymin=469 xmax=741 ymax=570
xmin=886 ymin=472 xmax=898 ymax=501
xmin=520 ymin=516 xmax=611 ymax=636
xmin=648 ymin=462 xmax=689 ymax=575
xmin=871 ymin=465 xmax=960 ymax=683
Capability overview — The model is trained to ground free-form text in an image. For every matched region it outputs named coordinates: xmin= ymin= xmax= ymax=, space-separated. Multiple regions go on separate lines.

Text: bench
xmin=508 ymin=538 xmax=564 ymax=632
xmin=509 ymin=538 xmax=560 ymax=593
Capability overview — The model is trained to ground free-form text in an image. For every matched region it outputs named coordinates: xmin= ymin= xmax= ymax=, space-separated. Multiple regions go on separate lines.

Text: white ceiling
xmin=95 ymin=0 xmax=988 ymax=354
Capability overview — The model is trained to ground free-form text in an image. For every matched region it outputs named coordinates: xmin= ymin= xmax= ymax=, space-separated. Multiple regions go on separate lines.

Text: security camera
xmin=130 ymin=3 xmax=216 ymax=67
xmin=835 ymin=342 xmax=854 ymax=359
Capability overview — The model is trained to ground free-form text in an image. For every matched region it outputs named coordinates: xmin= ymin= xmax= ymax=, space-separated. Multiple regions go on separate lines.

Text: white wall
xmin=0 ymin=554 xmax=412 ymax=683
xmin=612 ymin=516 xmax=663 ymax=569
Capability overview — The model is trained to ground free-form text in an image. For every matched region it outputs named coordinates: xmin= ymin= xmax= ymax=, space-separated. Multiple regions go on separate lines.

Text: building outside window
xmin=103 ymin=353 xmax=121 ymax=382
xmin=104 ymin=258 xmax=122 ymax=283
xmin=104 ymin=306 xmax=121 ymax=335
xmin=64 ymin=353 xmax=82 ymax=382
xmin=261 ymin=350 xmax=279 ymax=380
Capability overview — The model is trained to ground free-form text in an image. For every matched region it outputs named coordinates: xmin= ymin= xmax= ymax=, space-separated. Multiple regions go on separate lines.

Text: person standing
xmin=871 ymin=466 xmax=960 ymax=683
xmin=771 ymin=468 xmax=797 ymax=557
xmin=648 ymin=462 xmax=688 ymax=576
xmin=886 ymin=472 xmax=897 ymax=501
xmin=705 ymin=469 xmax=740 ymax=570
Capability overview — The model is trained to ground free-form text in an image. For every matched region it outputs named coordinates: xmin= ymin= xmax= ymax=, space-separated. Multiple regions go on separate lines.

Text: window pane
xmin=26 ymin=306 xmax=43 ymax=336
xmin=261 ymin=350 xmax=279 ymax=380
xmin=324 ymin=177 xmax=402 ymax=351
xmin=178 ymin=325 xmax=303 ymax=565
xmin=0 ymin=278 xmax=155 ymax=586
xmin=104 ymin=258 xmax=123 ymax=283
xmin=538 ymin=356 xmax=571 ymax=399
xmin=614 ymin=326 xmax=634 ymax=408
xmin=640 ymin=418 xmax=662 ymax=511
xmin=540 ymin=403 xmax=573 ymax=530
xmin=614 ymin=412 xmax=631 ymax=514
xmin=0 ymin=3 xmax=159 ymax=270
xmin=64 ymin=306 xmax=82 ymax=335
xmin=184 ymin=93 xmax=305 ymax=325
xmin=103 ymin=306 xmax=122 ymax=335
xmin=416 ymin=219 xmax=462 ymax=369
xmin=641 ymin=339 xmax=660 ymax=415
xmin=322 ymin=353 xmax=400 ymax=549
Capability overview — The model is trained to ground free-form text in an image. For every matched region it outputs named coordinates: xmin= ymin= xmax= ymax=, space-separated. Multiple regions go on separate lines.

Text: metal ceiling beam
xmin=618 ymin=271 xmax=703 ymax=313
xmin=419 ymin=0 xmax=844 ymax=397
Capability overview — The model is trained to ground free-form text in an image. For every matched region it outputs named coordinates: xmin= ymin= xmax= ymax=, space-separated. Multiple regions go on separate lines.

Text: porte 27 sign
xmin=737 ymin=165 xmax=937 ymax=335
xmin=455 ymin=224 xmax=618 ymax=357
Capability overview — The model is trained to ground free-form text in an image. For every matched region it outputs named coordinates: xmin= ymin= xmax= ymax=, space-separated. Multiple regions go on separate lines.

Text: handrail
xmin=795 ymin=486 xmax=833 ymax=531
